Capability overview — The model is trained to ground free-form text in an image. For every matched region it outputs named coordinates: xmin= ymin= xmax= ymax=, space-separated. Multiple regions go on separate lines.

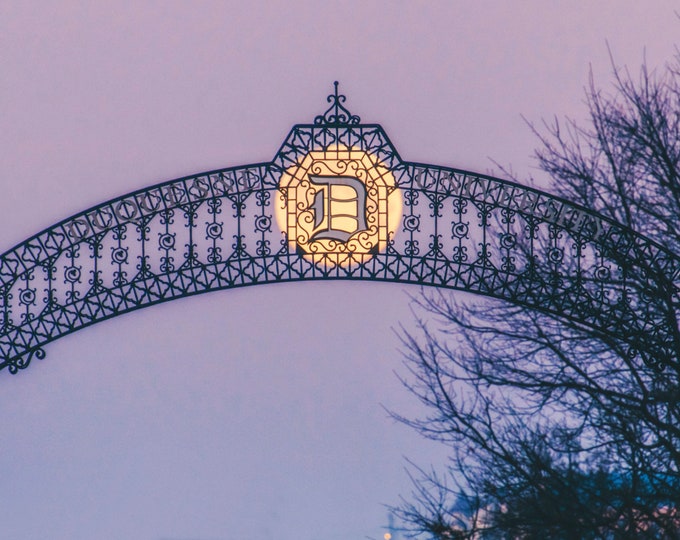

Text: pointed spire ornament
xmin=314 ymin=81 xmax=361 ymax=126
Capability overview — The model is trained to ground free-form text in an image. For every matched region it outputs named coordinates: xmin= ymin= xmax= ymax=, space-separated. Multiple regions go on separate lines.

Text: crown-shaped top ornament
xmin=314 ymin=81 xmax=361 ymax=126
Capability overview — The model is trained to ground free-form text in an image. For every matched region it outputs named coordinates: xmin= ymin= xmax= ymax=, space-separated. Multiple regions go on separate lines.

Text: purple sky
xmin=1 ymin=2 xmax=678 ymax=539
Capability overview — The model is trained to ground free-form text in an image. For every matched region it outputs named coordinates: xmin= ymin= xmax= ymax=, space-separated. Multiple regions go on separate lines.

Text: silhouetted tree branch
xmin=394 ymin=53 xmax=680 ymax=539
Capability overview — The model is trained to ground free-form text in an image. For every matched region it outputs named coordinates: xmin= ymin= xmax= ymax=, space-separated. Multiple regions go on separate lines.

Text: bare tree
xmin=394 ymin=54 xmax=680 ymax=539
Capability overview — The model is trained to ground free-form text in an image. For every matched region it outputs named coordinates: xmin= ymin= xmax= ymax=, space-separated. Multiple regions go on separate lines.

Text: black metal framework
xmin=1 ymin=83 xmax=678 ymax=375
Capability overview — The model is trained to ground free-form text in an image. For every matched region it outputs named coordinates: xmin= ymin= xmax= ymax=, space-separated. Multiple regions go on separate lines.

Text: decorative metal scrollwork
xmin=314 ymin=81 xmax=361 ymax=126
xmin=7 ymin=347 xmax=45 ymax=374
xmin=1 ymin=83 xmax=678 ymax=375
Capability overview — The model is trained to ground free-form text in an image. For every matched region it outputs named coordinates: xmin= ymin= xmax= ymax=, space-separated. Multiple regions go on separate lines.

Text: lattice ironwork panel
xmin=1 ymin=83 xmax=678 ymax=375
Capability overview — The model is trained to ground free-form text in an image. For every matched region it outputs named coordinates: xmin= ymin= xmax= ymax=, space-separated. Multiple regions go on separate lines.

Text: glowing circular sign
xmin=275 ymin=146 xmax=402 ymax=267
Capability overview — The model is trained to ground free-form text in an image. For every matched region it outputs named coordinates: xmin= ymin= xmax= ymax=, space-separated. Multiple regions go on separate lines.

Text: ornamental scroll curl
xmin=1 ymin=85 xmax=679 ymax=375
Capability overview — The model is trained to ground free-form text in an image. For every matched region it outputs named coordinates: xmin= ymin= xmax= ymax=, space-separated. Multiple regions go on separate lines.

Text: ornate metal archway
xmin=2 ymin=83 xmax=678 ymax=375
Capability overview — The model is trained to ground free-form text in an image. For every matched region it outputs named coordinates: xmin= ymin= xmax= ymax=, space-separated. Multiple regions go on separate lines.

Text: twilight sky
xmin=1 ymin=2 xmax=678 ymax=539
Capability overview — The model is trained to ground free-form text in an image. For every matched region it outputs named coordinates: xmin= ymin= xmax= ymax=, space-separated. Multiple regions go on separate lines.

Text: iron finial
xmin=314 ymin=81 xmax=361 ymax=126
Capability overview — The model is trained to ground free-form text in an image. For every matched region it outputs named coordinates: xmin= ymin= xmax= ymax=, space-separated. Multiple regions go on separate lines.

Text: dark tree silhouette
xmin=394 ymin=54 xmax=680 ymax=539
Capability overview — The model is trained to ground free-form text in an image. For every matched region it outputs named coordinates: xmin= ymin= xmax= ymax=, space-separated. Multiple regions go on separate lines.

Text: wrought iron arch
xmin=2 ymin=83 xmax=679 ymax=375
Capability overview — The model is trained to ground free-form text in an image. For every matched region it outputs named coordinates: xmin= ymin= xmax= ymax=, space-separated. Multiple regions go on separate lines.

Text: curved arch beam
xmin=1 ymin=121 xmax=678 ymax=375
